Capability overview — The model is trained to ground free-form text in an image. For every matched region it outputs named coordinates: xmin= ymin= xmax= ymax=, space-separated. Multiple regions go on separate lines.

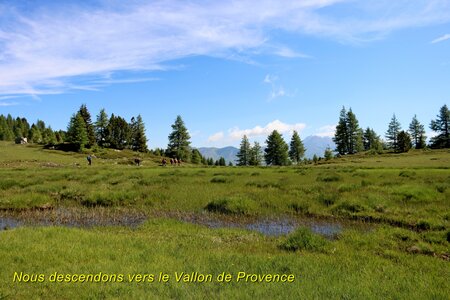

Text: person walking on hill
xmin=87 ymin=155 xmax=92 ymax=166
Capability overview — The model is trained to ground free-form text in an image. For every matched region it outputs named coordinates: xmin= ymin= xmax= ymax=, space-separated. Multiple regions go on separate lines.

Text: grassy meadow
xmin=0 ymin=141 xmax=449 ymax=299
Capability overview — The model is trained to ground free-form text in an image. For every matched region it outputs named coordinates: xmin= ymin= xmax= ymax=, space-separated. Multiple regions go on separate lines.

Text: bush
xmin=279 ymin=227 xmax=328 ymax=252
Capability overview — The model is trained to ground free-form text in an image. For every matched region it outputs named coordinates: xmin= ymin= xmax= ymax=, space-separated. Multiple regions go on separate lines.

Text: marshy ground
xmin=0 ymin=142 xmax=449 ymax=299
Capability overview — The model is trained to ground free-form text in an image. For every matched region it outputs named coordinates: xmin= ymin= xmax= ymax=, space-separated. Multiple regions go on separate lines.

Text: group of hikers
xmin=86 ymin=155 xmax=181 ymax=167
xmin=161 ymin=157 xmax=182 ymax=166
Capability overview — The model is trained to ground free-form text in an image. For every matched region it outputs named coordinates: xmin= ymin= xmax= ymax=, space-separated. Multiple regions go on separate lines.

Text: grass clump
xmin=332 ymin=201 xmax=367 ymax=216
xmin=316 ymin=173 xmax=341 ymax=182
xmin=279 ymin=227 xmax=328 ymax=252
xmin=288 ymin=202 xmax=310 ymax=214
xmin=318 ymin=192 xmax=339 ymax=206
xmin=210 ymin=176 xmax=231 ymax=183
xmin=205 ymin=196 xmax=257 ymax=215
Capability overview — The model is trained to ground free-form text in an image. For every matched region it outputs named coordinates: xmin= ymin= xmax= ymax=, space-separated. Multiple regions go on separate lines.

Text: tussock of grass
xmin=316 ymin=173 xmax=341 ymax=182
xmin=279 ymin=227 xmax=328 ymax=252
xmin=205 ymin=197 xmax=257 ymax=215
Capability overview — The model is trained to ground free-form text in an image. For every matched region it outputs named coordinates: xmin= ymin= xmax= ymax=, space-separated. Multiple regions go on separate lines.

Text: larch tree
xmin=130 ymin=115 xmax=148 ymax=152
xmin=289 ymin=130 xmax=305 ymax=164
xmin=408 ymin=115 xmax=426 ymax=149
xmin=236 ymin=135 xmax=251 ymax=166
xmin=430 ymin=104 xmax=450 ymax=148
xmin=167 ymin=115 xmax=191 ymax=161
xmin=385 ymin=114 xmax=401 ymax=151
xmin=95 ymin=108 xmax=109 ymax=147
xmin=264 ymin=130 xmax=289 ymax=166
xmin=66 ymin=113 xmax=88 ymax=151
xmin=249 ymin=141 xmax=263 ymax=166
xmin=78 ymin=104 xmax=96 ymax=148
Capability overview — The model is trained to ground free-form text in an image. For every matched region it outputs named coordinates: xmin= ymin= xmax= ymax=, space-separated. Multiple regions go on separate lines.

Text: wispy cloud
xmin=431 ymin=34 xmax=450 ymax=44
xmin=1 ymin=0 xmax=449 ymax=96
xmin=0 ymin=101 xmax=19 ymax=107
xmin=263 ymin=74 xmax=293 ymax=101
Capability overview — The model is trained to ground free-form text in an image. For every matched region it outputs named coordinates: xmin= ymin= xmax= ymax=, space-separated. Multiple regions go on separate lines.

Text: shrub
xmin=279 ymin=227 xmax=328 ymax=252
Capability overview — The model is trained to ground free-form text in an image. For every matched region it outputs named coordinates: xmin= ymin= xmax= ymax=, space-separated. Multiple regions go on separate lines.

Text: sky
xmin=0 ymin=0 xmax=449 ymax=149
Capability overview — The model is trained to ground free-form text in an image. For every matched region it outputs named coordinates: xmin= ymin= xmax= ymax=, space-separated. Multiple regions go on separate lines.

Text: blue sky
xmin=0 ymin=0 xmax=449 ymax=148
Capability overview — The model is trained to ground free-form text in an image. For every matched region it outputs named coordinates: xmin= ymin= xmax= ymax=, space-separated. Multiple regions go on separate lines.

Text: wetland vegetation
xmin=0 ymin=142 xmax=449 ymax=299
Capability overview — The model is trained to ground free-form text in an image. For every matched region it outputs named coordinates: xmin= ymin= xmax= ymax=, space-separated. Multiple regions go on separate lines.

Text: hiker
xmin=134 ymin=158 xmax=141 ymax=166
xmin=87 ymin=155 xmax=92 ymax=166
xmin=170 ymin=158 xmax=174 ymax=165
xmin=162 ymin=158 xmax=167 ymax=166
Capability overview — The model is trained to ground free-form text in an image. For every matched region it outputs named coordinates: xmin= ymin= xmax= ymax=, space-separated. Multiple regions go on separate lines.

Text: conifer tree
xmin=288 ymin=130 xmax=305 ymax=164
xmin=408 ymin=115 xmax=426 ymax=149
xmin=191 ymin=149 xmax=202 ymax=164
xmin=66 ymin=113 xmax=88 ymax=150
xmin=430 ymin=104 xmax=450 ymax=148
xmin=95 ymin=108 xmax=109 ymax=147
xmin=397 ymin=131 xmax=412 ymax=153
xmin=264 ymin=130 xmax=289 ymax=166
xmin=236 ymin=135 xmax=251 ymax=166
xmin=167 ymin=115 xmax=191 ymax=161
xmin=324 ymin=147 xmax=333 ymax=160
xmin=385 ymin=114 xmax=401 ymax=151
xmin=107 ymin=114 xmax=130 ymax=150
xmin=363 ymin=127 xmax=382 ymax=151
xmin=29 ymin=125 xmax=42 ymax=144
xmin=249 ymin=141 xmax=263 ymax=166
xmin=130 ymin=115 xmax=148 ymax=152
xmin=78 ymin=104 xmax=96 ymax=148
xmin=333 ymin=106 xmax=348 ymax=155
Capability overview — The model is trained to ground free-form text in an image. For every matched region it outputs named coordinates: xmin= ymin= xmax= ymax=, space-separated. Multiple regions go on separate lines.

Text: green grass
xmin=0 ymin=142 xmax=449 ymax=298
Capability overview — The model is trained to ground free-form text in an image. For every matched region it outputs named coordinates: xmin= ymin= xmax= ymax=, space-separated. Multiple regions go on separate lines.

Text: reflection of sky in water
xmin=0 ymin=217 xmax=22 ymax=230
xmin=199 ymin=218 xmax=344 ymax=239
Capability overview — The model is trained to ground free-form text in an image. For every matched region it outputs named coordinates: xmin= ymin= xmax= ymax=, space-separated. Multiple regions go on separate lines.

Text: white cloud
xmin=228 ymin=120 xmax=306 ymax=140
xmin=1 ymin=0 xmax=450 ymax=96
xmin=315 ymin=124 xmax=337 ymax=137
xmin=431 ymin=34 xmax=450 ymax=43
xmin=208 ymin=131 xmax=224 ymax=142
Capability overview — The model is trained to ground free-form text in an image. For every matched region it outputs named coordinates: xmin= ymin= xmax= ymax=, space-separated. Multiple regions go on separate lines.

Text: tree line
xmin=1 ymin=104 xmax=448 ymax=166
xmin=333 ymin=104 xmax=449 ymax=155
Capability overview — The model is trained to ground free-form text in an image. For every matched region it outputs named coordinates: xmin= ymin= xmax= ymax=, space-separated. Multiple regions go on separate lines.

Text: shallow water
xmin=0 ymin=208 xmax=147 ymax=229
xmin=1 ymin=209 xmax=367 ymax=238
xmin=179 ymin=215 xmax=347 ymax=238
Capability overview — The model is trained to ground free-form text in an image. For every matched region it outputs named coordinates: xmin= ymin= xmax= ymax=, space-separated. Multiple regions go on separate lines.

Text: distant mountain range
xmin=198 ymin=135 xmax=335 ymax=164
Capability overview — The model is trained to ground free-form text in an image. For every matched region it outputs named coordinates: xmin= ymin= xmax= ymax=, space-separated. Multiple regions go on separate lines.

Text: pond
xmin=1 ymin=208 xmax=370 ymax=238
